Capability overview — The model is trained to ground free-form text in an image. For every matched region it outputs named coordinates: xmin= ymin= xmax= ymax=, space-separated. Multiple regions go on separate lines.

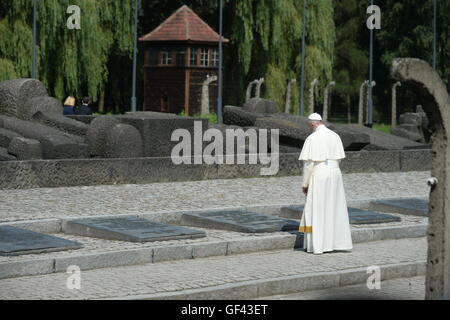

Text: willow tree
xmin=223 ymin=0 xmax=336 ymax=114
xmin=0 ymin=0 xmax=134 ymax=111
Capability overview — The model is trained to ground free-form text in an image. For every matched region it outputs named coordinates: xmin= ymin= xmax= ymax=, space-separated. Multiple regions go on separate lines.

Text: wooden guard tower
xmin=139 ymin=5 xmax=228 ymax=116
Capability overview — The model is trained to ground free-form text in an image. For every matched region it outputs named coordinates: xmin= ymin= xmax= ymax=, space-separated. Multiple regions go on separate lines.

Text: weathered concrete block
xmin=223 ymin=105 xmax=261 ymax=127
xmin=391 ymin=125 xmax=424 ymax=142
xmin=86 ymin=116 xmax=120 ymax=157
xmin=399 ymin=113 xmax=422 ymax=126
xmin=32 ymin=111 xmax=89 ymax=137
xmin=0 ymin=115 xmax=88 ymax=159
xmin=0 ymin=259 xmax=54 ymax=280
xmin=118 ymin=113 xmax=208 ymax=158
xmin=0 ymin=127 xmax=23 ymax=148
xmin=7 ymin=137 xmax=42 ymax=160
xmin=243 ymin=98 xmax=278 ymax=114
xmin=400 ymin=149 xmax=432 ymax=171
xmin=54 ymin=248 xmax=154 ymax=272
xmin=65 ymin=115 xmax=96 ymax=124
xmin=21 ymin=96 xmax=62 ymax=120
xmin=153 ymin=245 xmax=193 ymax=263
xmin=254 ymin=116 xmax=310 ymax=147
xmin=192 ymin=242 xmax=228 ymax=258
xmin=348 ymin=125 xmax=426 ymax=150
xmin=0 ymin=78 xmax=48 ymax=118
xmin=342 ymin=151 xmax=401 ymax=173
xmin=105 ymin=124 xmax=143 ymax=158
xmin=0 ymin=146 xmax=17 ymax=161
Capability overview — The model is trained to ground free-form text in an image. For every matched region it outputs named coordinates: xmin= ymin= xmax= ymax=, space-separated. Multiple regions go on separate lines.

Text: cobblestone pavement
xmin=260 ymin=276 xmax=425 ymax=300
xmin=0 ymin=238 xmax=426 ymax=300
xmin=0 ymin=171 xmax=430 ymax=223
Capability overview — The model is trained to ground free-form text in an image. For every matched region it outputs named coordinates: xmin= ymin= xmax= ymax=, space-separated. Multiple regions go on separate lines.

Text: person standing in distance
xmin=74 ymin=96 xmax=93 ymax=115
xmin=298 ymin=113 xmax=353 ymax=254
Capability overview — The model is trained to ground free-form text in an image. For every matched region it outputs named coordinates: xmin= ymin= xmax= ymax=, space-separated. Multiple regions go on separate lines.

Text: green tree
xmin=0 ymin=0 xmax=134 ymax=113
xmin=223 ymin=0 xmax=336 ymax=114
xmin=332 ymin=0 xmax=368 ymax=123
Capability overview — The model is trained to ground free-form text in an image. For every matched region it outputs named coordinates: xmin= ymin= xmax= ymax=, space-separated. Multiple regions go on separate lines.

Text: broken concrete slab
xmin=0 ymin=127 xmax=23 ymax=149
xmin=7 ymin=137 xmax=42 ymax=160
xmin=0 ymin=115 xmax=88 ymax=159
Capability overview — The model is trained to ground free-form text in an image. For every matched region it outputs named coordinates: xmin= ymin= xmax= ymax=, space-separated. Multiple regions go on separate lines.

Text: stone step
xmin=0 ymin=223 xmax=427 ymax=280
xmin=0 ymin=238 xmax=426 ymax=300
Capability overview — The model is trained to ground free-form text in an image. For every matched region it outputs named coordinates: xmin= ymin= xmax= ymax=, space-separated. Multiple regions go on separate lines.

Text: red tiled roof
xmin=139 ymin=5 xmax=229 ymax=43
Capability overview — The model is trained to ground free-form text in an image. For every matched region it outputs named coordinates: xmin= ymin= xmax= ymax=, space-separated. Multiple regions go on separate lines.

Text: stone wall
xmin=0 ymin=149 xmax=431 ymax=190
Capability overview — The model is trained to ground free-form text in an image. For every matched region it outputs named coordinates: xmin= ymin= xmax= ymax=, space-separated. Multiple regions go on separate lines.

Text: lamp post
xmin=217 ymin=0 xmax=224 ymax=124
xmin=131 ymin=0 xmax=139 ymax=112
xmin=368 ymin=0 xmax=374 ymax=127
xmin=299 ymin=0 xmax=307 ymax=116
xmin=433 ymin=0 xmax=437 ymax=69
xmin=32 ymin=0 xmax=37 ymax=79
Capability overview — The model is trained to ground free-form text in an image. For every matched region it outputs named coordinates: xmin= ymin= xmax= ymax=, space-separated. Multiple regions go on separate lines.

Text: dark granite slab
xmin=280 ymin=206 xmax=401 ymax=224
xmin=0 ymin=226 xmax=82 ymax=256
xmin=64 ymin=216 xmax=206 ymax=242
xmin=369 ymin=198 xmax=428 ymax=216
xmin=182 ymin=211 xmax=300 ymax=233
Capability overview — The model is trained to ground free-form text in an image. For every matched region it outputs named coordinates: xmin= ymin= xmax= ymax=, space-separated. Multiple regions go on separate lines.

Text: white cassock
xmin=298 ymin=124 xmax=353 ymax=254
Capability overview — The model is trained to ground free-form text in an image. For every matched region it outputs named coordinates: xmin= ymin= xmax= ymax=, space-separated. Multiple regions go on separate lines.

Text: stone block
xmin=0 ymin=115 xmax=89 ymax=159
xmin=54 ymin=248 xmax=154 ymax=272
xmin=192 ymin=242 xmax=228 ymax=259
xmin=153 ymin=245 xmax=194 ymax=263
xmin=32 ymin=111 xmax=89 ymax=137
xmin=243 ymin=98 xmax=278 ymax=114
xmin=400 ymin=149 xmax=432 ymax=171
xmin=0 ymin=147 xmax=16 ymax=161
xmin=118 ymin=113 xmax=209 ymax=158
xmin=342 ymin=151 xmax=401 ymax=173
xmin=0 ymin=127 xmax=23 ymax=148
xmin=391 ymin=125 xmax=424 ymax=142
xmin=223 ymin=105 xmax=261 ymax=127
xmin=21 ymin=96 xmax=62 ymax=120
xmin=347 ymin=124 xmax=426 ymax=150
xmin=86 ymin=116 xmax=120 ymax=157
xmin=226 ymin=235 xmax=296 ymax=255
xmin=7 ymin=137 xmax=42 ymax=160
xmin=0 ymin=259 xmax=55 ymax=280
xmin=0 ymin=78 xmax=48 ymax=118
xmin=399 ymin=113 xmax=423 ymax=126
xmin=105 ymin=123 xmax=143 ymax=158
xmin=369 ymin=198 xmax=429 ymax=216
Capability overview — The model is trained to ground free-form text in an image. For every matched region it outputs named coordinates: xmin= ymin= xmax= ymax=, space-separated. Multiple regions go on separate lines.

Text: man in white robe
xmin=298 ymin=113 xmax=353 ymax=254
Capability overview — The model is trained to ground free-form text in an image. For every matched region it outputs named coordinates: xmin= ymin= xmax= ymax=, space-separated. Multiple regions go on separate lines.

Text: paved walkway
xmin=261 ymin=276 xmax=425 ymax=300
xmin=0 ymin=238 xmax=426 ymax=300
xmin=0 ymin=171 xmax=430 ymax=222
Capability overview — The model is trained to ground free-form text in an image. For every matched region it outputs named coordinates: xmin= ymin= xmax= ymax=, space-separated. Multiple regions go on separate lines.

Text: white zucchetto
xmin=308 ymin=113 xmax=323 ymax=121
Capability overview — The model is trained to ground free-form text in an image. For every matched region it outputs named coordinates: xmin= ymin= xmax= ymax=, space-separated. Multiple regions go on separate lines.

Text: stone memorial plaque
xmin=0 ymin=226 xmax=82 ymax=256
xmin=369 ymin=198 xmax=428 ymax=216
xmin=64 ymin=216 xmax=206 ymax=242
xmin=280 ymin=206 xmax=401 ymax=224
xmin=182 ymin=211 xmax=300 ymax=233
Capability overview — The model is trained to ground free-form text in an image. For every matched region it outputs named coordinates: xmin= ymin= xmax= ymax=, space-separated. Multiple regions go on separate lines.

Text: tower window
xmin=200 ymin=48 xmax=209 ymax=66
xmin=160 ymin=51 xmax=172 ymax=65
